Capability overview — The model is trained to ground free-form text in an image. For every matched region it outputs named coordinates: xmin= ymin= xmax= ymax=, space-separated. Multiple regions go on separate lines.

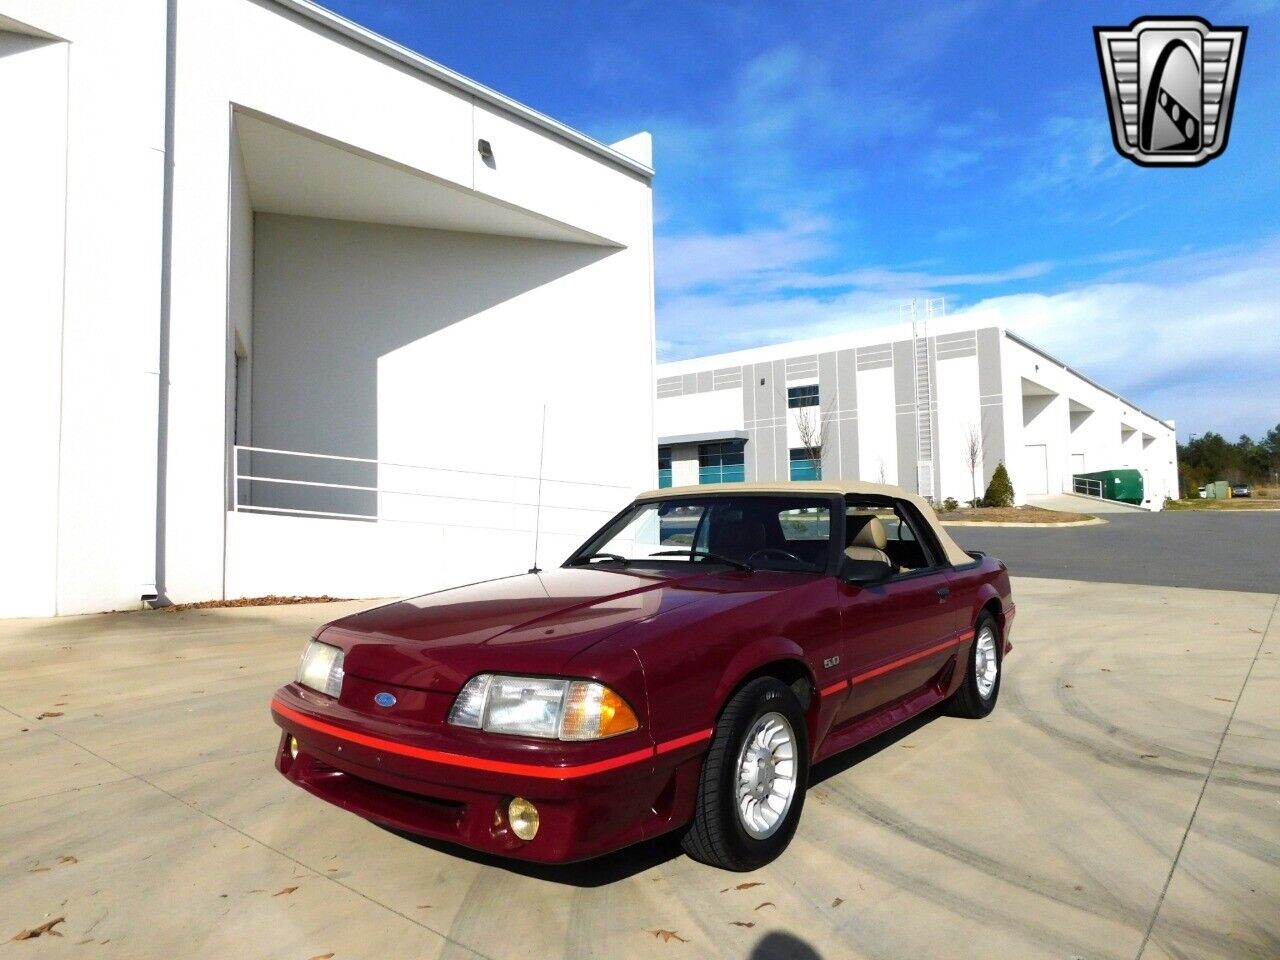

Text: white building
xmin=656 ymin=317 xmax=1177 ymax=510
xmin=1 ymin=0 xmax=655 ymax=618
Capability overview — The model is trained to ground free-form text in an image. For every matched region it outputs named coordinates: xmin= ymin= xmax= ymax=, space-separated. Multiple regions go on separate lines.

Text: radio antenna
xmin=529 ymin=404 xmax=547 ymax=574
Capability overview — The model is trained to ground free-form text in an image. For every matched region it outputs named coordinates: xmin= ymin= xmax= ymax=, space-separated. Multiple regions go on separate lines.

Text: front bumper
xmin=270 ymin=686 xmax=710 ymax=863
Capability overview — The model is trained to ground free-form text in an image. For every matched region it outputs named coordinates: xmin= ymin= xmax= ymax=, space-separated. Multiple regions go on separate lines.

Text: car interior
xmin=845 ymin=500 xmax=935 ymax=575
xmin=700 ymin=499 xmax=831 ymax=572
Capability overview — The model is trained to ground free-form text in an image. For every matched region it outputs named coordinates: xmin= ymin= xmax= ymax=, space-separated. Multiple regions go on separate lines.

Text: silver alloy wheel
xmin=974 ymin=624 xmax=999 ymax=699
xmin=735 ymin=711 xmax=798 ymax=840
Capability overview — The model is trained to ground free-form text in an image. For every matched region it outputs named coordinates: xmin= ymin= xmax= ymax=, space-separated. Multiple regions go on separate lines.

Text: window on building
xmin=790 ymin=447 xmax=822 ymax=481
xmin=787 ymin=384 xmax=819 ymax=408
xmin=698 ymin=440 xmax=745 ymax=484
xmin=657 ymin=446 xmax=672 ymax=488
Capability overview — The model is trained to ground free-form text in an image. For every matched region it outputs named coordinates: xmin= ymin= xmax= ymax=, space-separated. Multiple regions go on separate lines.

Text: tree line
xmin=1178 ymin=425 xmax=1280 ymax=494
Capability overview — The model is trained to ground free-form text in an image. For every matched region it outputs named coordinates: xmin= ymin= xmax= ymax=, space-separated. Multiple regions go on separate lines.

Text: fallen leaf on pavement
xmin=273 ymin=886 xmax=299 ymax=897
xmin=900 ymin=744 xmax=915 ymax=749
xmin=12 ymin=917 xmax=65 ymax=941
xmin=754 ymin=901 xmax=775 ymax=911
xmin=1141 ymin=754 xmax=1158 ymax=759
xmin=27 ymin=867 xmax=50 ymax=873
xmin=1214 ymin=697 xmax=1234 ymax=703
xmin=832 ymin=898 xmax=844 ymax=907
xmin=729 ymin=921 xmax=755 ymax=928
xmin=1100 ymin=668 xmax=1112 ymax=672
xmin=308 ymin=954 xmax=335 ymax=960
xmin=649 ymin=929 xmax=688 ymax=943
xmin=58 ymin=856 xmax=78 ymax=865
xmin=36 ymin=712 xmax=64 ymax=719
xmin=417 ymin=905 xmax=431 ymax=910
xmin=734 ymin=882 xmax=764 ymax=891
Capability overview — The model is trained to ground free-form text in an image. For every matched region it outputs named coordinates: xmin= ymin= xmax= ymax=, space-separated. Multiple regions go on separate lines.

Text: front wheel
xmin=682 ymin=677 xmax=809 ymax=871
xmin=949 ymin=611 xmax=1002 ymax=718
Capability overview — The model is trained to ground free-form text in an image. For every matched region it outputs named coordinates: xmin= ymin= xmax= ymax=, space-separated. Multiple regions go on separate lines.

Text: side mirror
xmin=841 ymin=554 xmax=892 ymax=584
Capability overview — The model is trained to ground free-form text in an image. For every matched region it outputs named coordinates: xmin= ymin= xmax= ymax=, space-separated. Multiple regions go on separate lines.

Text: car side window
xmin=890 ymin=502 xmax=941 ymax=572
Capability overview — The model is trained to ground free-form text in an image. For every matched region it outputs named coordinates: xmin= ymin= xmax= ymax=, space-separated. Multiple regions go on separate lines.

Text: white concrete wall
xmin=934 ymin=354 xmax=983 ymax=504
xmin=655 ymin=389 xmax=743 ymax=440
xmin=0 ymin=3 xmax=166 ymax=618
xmin=856 ymin=366 xmax=898 ymax=484
xmin=0 ymin=31 xmax=69 ymax=618
xmin=668 ymin=443 xmax=700 ymax=487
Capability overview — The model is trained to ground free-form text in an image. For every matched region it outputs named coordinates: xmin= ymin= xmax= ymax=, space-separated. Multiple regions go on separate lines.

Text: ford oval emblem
xmin=373 ymin=692 xmax=397 ymax=708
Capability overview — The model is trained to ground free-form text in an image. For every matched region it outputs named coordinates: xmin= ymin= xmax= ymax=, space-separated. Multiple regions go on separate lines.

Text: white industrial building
xmin=656 ymin=314 xmax=1178 ymax=510
xmin=2 ymin=0 xmax=655 ymax=618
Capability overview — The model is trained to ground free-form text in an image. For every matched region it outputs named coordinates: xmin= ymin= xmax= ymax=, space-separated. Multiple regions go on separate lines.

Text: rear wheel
xmin=949 ymin=611 xmax=1001 ymax=718
xmin=682 ymin=677 xmax=809 ymax=871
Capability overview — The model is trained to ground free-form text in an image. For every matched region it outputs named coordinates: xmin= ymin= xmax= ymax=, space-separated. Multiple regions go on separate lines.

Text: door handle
xmin=936 ymin=585 xmax=951 ymax=601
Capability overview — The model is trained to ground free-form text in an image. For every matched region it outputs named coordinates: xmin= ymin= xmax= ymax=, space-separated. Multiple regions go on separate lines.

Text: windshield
xmin=570 ymin=496 xmax=834 ymax=574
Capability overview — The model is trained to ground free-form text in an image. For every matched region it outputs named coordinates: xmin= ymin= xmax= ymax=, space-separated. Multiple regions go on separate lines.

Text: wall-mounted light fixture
xmin=477 ymin=139 xmax=494 ymax=163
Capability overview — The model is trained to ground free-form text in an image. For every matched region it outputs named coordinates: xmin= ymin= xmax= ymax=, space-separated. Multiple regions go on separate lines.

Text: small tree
xmin=963 ymin=421 xmax=983 ymax=507
xmin=983 ymin=461 xmax=1015 ymax=508
xmin=793 ymin=401 xmax=830 ymax=480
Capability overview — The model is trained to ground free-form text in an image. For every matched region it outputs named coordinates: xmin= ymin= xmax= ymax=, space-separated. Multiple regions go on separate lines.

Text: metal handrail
xmin=231 ymin=444 xmax=630 ymax=529
xmin=1072 ymin=476 xmax=1104 ymax=498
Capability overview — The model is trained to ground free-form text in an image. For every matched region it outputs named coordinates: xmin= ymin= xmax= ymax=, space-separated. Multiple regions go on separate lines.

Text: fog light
xmin=508 ymin=797 xmax=539 ymax=841
xmin=288 ymin=736 xmax=299 ymax=760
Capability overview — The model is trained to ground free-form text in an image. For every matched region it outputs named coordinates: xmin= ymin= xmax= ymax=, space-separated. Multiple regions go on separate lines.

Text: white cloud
xmin=655 ymin=217 xmax=832 ymax=293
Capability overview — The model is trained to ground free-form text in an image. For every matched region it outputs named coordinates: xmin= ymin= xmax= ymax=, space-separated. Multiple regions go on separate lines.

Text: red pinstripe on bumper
xmin=271 ymin=699 xmax=710 ymax=780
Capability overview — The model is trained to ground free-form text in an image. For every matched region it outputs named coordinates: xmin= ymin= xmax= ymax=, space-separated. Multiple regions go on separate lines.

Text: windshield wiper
xmin=568 ymin=552 xmax=631 ymax=566
xmin=649 ymin=549 xmax=754 ymax=572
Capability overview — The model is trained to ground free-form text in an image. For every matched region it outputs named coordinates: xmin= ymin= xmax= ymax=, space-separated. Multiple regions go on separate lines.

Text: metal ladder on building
xmin=904 ymin=298 xmax=944 ymax=501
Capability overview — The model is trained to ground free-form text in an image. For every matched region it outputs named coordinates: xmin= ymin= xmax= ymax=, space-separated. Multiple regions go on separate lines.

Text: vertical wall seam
xmin=52 ymin=40 xmax=73 ymax=616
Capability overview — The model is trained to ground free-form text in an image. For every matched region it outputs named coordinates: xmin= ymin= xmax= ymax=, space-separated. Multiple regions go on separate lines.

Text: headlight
xmin=296 ymin=640 xmax=344 ymax=698
xmin=448 ymin=675 xmax=639 ymax=741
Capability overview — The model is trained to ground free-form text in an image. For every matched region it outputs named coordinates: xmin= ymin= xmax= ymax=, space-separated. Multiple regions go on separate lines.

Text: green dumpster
xmin=1073 ymin=469 xmax=1145 ymax=505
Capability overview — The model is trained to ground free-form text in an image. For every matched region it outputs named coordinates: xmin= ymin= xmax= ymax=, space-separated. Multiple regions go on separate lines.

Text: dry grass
xmin=1165 ymin=497 xmax=1280 ymax=511
xmin=160 ymin=595 xmax=348 ymax=612
xmin=941 ymin=506 xmax=1094 ymax=524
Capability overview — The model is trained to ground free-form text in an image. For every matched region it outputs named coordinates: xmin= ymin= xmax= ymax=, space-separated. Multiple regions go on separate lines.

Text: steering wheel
xmin=746 ymin=547 xmax=806 ymax=568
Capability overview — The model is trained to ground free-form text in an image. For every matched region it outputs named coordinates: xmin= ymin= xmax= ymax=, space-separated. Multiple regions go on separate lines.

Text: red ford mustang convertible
xmin=271 ymin=482 xmax=1014 ymax=870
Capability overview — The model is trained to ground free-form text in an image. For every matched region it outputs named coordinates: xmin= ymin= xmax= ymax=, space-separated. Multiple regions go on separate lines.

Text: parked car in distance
xmin=271 ymin=481 xmax=1015 ymax=870
xmin=1231 ymin=482 xmax=1252 ymax=498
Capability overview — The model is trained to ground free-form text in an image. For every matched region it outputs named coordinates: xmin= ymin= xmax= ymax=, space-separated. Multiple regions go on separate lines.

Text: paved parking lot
xmin=952 ymin=511 xmax=1280 ymax=593
xmin=3 ymin=577 xmax=1277 ymax=960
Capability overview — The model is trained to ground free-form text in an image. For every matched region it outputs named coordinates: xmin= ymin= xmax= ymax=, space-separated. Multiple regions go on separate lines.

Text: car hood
xmin=320 ymin=566 xmax=791 ymax=692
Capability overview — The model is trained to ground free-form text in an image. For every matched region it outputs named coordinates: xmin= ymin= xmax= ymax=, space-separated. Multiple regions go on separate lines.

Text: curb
xmin=941 ymin=517 xmax=1108 ymax=528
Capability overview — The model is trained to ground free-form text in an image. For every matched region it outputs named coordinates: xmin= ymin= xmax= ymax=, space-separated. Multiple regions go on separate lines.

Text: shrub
xmin=942 ymin=497 xmax=959 ymax=512
xmin=983 ymin=461 xmax=1015 ymax=508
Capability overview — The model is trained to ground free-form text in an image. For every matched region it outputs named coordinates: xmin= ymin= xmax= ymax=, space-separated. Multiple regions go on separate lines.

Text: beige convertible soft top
xmin=633 ymin=480 xmax=973 ymax=567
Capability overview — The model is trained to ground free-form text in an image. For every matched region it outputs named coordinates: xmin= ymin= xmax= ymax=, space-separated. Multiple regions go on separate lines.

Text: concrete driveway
xmin=2 ymin=580 xmax=1277 ymax=960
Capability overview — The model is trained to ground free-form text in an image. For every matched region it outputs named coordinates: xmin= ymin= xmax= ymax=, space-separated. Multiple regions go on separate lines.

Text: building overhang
xmin=234 ymin=109 xmax=622 ymax=246
xmin=659 ymin=431 xmax=749 ymax=446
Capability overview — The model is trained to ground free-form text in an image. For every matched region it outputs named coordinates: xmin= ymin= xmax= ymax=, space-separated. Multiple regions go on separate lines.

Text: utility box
xmin=1205 ymin=480 xmax=1230 ymax=499
xmin=1074 ymin=469 xmax=1145 ymax=505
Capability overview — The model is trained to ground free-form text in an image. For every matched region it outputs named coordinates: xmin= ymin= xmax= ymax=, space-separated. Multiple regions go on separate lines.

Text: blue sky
xmin=328 ymin=0 xmax=1278 ymax=439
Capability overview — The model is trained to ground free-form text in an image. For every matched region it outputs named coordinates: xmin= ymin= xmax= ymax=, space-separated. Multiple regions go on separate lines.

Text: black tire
xmin=949 ymin=611 xmax=1001 ymax=718
xmin=682 ymin=677 xmax=809 ymax=871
